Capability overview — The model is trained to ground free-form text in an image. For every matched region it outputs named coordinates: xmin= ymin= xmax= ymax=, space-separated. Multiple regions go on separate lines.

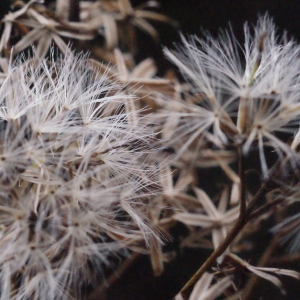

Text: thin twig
xmin=179 ymin=148 xmax=267 ymax=299
xmin=179 ymin=216 xmax=248 ymax=299
xmin=269 ymin=253 xmax=300 ymax=265
xmin=249 ymin=196 xmax=285 ymax=220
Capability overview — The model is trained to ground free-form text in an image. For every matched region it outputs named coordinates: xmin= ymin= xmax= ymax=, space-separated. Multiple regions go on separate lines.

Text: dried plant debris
xmin=0 ymin=49 xmax=165 ymax=299
xmin=1 ymin=2 xmax=300 ymax=300
xmin=0 ymin=0 xmax=176 ymax=59
xmin=157 ymin=14 xmax=300 ymax=300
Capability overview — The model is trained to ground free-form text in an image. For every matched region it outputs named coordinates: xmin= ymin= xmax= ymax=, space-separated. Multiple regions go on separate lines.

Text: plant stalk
xmin=180 ymin=145 xmax=254 ymax=299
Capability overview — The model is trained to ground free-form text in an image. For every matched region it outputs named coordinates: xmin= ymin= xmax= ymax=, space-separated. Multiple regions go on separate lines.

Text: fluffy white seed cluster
xmin=163 ymin=16 xmax=300 ymax=176
xmin=0 ymin=51 xmax=160 ymax=299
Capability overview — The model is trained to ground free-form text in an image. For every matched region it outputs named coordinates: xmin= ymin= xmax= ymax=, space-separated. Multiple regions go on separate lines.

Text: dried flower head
xmin=0 ymin=49 xmax=162 ymax=299
xmin=163 ymin=15 xmax=300 ymax=176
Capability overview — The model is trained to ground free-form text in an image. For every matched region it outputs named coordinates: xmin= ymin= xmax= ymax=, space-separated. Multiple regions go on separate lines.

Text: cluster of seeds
xmin=0 ymin=52 xmax=160 ymax=300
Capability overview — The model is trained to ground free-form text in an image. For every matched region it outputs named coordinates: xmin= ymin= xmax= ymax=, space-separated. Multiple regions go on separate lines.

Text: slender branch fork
xmin=179 ymin=144 xmax=269 ymax=300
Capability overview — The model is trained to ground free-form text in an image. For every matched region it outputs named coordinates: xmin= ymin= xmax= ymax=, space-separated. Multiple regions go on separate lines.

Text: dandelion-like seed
xmin=0 ymin=50 xmax=161 ymax=300
xmin=163 ymin=15 xmax=300 ymax=176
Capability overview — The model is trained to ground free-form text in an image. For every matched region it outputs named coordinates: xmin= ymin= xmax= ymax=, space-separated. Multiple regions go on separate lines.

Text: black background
xmin=2 ymin=1 xmax=300 ymax=299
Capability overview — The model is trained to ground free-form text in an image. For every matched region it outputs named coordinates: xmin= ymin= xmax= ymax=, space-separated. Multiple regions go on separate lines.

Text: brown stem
xmin=246 ymin=156 xmax=283 ymax=214
xmin=249 ymin=196 xmax=285 ymax=220
xmin=247 ymin=181 xmax=269 ymax=213
xmin=269 ymin=253 xmax=300 ymax=265
xmin=180 ymin=216 xmax=248 ymax=299
xmin=179 ymin=149 xmax=267 ymax=299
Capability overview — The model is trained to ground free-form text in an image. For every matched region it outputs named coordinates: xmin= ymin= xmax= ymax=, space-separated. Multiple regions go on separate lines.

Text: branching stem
xmin=179 ymin=146 xmax=267 ymax=299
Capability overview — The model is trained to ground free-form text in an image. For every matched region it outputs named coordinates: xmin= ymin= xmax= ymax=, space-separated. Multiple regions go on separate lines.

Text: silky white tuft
xmin=0 ymin=50 xmax=162 ymax=300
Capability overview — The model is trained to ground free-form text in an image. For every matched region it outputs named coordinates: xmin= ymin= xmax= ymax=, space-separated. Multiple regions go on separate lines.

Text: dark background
xmin=2 ymin=1 xmax=300 ymax=45
xmin=1 ymin=1 xmax=300 ymax=299
xmin=114 ymin=0 xmax=300 ymax=77
xmin=2 ymin=1 xmax=300 ymax=71
xmin=157 ymin=0 xmax=300 ymax=39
